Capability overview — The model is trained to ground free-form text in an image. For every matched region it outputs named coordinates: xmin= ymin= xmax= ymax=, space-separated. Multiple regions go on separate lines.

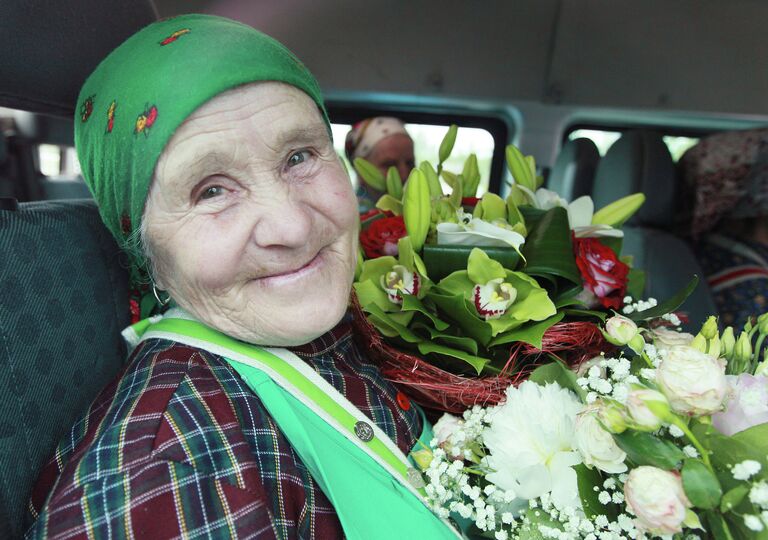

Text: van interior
xmin=1 ymin=1 xmax=767 ymax=536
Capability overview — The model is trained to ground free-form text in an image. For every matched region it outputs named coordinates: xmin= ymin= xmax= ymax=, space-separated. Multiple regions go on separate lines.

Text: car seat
xmin=592 ymin=130 xmax=718 ymax=329
xmin=0 ymin=1 xmax=157 ymax=536
xmin=547 ymin=137 xmax=600 ymax=201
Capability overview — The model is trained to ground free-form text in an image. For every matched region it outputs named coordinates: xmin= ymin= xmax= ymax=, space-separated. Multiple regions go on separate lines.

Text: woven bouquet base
xmin=352 ymin=299 xmax=612 ymax=414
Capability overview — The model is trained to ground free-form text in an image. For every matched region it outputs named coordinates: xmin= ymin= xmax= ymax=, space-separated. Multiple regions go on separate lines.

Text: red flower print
xmin=573 ymin=236 xmax=629 ymax=310
xmin=160 ymin=28 xmax=190 ymax=46
xmin=106 ymin=101 xmax=116 ymax=133
xmin=80 ymin=96 xmax=94 ymax=123
xmin=135 ymin=105 xmax=158 ymax=135
xmin=359 ymin=215 xmax=407 ymax=259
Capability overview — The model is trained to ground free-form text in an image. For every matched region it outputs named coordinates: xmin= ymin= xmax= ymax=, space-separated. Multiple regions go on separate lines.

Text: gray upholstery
xmin=591 ymin=130 xmax=717 ymax=329
xmin=0 ymin=200 xmax=130 ymax=538
xmin=548 ymin=138 xmax=600 ymax=201
xmin=0 ymin=0 xmax=157 ymax=117
xmin=593 ymin=130 xmax=677 ymax=228
xmin=41 ymin=176 xmax=93 ymax=200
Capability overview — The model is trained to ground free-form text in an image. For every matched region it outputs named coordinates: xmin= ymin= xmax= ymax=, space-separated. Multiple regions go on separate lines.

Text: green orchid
xmin=354 ymin=236 xmax=431 ymax=315
xmin=432 ymin=248 xmax=556 ymax=337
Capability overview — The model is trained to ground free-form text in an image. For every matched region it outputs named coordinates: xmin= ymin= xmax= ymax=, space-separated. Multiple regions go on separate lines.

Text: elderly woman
xmin=25 ymin=15 xmax=460 ymax=540
xmin=345 ymin=117 xmax=415 ymax=212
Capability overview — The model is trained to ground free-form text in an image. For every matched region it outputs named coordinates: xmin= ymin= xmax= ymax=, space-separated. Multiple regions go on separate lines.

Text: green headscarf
xmin=74 ymin=14 xmax=329 ymax=320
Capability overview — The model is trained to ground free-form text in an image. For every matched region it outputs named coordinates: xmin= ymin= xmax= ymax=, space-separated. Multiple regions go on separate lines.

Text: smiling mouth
xmin=255 ymin=250 xmax=325 ymax=286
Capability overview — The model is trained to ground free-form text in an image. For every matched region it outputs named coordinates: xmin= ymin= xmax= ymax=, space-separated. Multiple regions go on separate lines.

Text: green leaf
xmin=422 ymin=245 xmax=521 ymax=281
xmin=732 ymin=423 xmax=768 ymax=456
xmin=400 ymin=295 xmax=449 ymax=331
xmin=516 ymin=508 xmax=562 ymax=540
xmin=364 ymin=304 xmax=423 ymax=344
xmin=520 ymin=207 xmax=582 ymax=285
xmin=358 ymin=256 xmax=398 ymax=285
xmin=592 ymin=193 xmax=646 ymax=228
xmin=528 ymin=358 xmax=585 ymax=399
xmin=575 ymin=464 xmax=616 ymax=520
xmin=417 ymin=341 xmax=487 ymax=375
xmin=489 ymin=312 xmax=564 ymax=348
xmin=627 ymin=267 xmax=646 ymax=300
xmin=627 ymin=276 xmax=699 ymax=322
xmin=613 ymin=431 xmax=685 ymax=469
xmin=682 ymin=459 xmax=723 ymax=510
xmin=428 ymin=292 xmax=493 ymax=346
xmin=438 ymin=124 xmax=458 ymax=165
xmin=354 ymin=157 xmax=386 ymax=191
xmin=375 ymin=194 xmax=403 ymax=215
xmin=467 ymin=247 xmax=507 ymax=284
xmin=562 ymin=308 xmax=607 ymax=321
xmin=720 ymin=484 xmax=750 ymax=513
xmin=385 ymin=166 xmax=403 ymax=199
xmin=402 ymin=169 xmax=431 ymax=252
xmin=705 ymin=511 xmax=736 ymax=540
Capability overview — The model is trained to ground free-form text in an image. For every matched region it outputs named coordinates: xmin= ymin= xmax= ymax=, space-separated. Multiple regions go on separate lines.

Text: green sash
xmin=130 ymin=315 xmax=462 ymax=540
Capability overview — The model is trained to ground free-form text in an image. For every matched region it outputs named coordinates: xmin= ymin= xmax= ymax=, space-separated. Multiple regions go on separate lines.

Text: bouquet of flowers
xmin=419 ymin=313 xmax=768 ymax=539
xmin=352 ymin=125 xmax=691 ymax=411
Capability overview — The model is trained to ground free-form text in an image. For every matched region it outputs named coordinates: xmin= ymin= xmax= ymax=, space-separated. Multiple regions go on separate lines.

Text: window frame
xmin=326 ymin=100 xmax=512 ymax=195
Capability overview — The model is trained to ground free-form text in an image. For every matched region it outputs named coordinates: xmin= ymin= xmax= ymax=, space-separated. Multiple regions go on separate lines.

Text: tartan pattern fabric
xmin=25 ymin=319 xmax=422 ymax=539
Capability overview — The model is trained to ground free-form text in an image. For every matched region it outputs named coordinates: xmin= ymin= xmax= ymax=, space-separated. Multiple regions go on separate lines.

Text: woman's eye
xmin=287 ymin=150 xmax=311 ymax=168
xmin=199 ymin=185 xmax=224 ymax=200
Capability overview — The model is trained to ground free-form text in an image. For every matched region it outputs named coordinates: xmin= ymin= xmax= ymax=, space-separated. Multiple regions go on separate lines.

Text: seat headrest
xmin=11 ymin=111 xmax=75 ymax=145
xmin=0 ymin=1 xmax=157 ymax=117
xmin=548 ymin=137 xmax=600 ymax=201
xmin=592 ymin=130 xmax=676 ymax=228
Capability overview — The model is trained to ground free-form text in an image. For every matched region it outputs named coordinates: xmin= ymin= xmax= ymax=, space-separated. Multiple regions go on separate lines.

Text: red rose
xmin=573 ymin=236 xmax=629 ymax=309
xmin=360 ymin=215 xmax=407 ymax=259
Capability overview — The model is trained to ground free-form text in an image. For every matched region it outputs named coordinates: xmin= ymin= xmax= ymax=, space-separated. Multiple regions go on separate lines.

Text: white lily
xmin=519 ymin=186 xmax=623 ymax=239
xmin=436 ymin=209 xmax=526 ymax=250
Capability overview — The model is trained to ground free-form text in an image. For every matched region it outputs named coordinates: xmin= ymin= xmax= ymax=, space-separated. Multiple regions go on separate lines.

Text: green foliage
xmin=575 ymin=464 xmax=617 ymax=520
xmin=682 ymin=458 xmax=722 ymax=510
xmin=613 ymin=431 xmax=685 ymax=469
xmin=626 ymin=276 xmax=699 ymax=322
xmin=529 ymin=357 xmax=585 ymax=399
xmin=520 ymin=207 xmax=582 ymax=286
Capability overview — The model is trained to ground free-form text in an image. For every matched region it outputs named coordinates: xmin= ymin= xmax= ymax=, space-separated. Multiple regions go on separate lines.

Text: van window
xmin=567 ymin=128 xmax=699 ymax=162
xmin=332 ymin=122 xmax=496 ymax=196
xmin=38 ymin=144 xmax=81 ymax=177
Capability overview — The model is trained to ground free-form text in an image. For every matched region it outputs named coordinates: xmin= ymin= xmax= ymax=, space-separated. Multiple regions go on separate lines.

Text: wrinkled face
xmin=367 ymin=133 xmax=415 ymax=183
xmin=144 ymin=82 xmax=359 ymax=346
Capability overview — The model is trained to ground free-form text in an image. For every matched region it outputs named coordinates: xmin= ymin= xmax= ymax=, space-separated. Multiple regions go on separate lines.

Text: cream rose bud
xmin=603 ymin=315 xmax=639 ymax=346
xmin=626 ymin=387 xmax=671 ymax=430
xmin=625 ymin=466 xmax=691 ymax=535
xmin=433 ymin=413 xmax=463 ymax=445
xmin=574 ymin=409 xmax=628 ymax=474
xmin=657 ymin=345 xmax=728 ymax=416
xmin=652 ymin=327 xmax=694 ymax=353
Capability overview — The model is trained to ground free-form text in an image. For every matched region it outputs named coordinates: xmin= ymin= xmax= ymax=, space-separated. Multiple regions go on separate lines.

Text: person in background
xmin=345 ymin=116 xmax=415 ymax=213
xmin=682 ymin=128 xmax=768 ymax=328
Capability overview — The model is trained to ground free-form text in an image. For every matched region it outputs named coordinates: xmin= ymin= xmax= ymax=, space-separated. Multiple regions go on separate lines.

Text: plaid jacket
xmin=26 ymin=319 xmax=421 ymax=539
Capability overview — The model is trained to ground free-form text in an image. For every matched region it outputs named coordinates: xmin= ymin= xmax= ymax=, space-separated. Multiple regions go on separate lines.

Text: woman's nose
xmin=251 ymin=195 xmax=312 ymax=248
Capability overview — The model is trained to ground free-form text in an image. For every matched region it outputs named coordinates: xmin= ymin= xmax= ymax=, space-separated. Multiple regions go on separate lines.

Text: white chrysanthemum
xmin=482 ymin=381 xmax=584 ymax=509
